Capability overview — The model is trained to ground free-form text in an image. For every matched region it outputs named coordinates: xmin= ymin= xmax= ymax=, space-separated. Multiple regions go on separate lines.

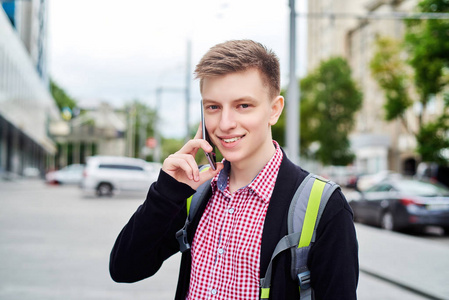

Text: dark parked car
xmin=416 ymin=162 xmax=449 ymax=188
xmin=347 ymin=178 xmax=449 ymax=233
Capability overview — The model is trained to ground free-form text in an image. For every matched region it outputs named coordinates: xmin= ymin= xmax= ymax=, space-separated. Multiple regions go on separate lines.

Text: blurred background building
xmin=50 ymin=101 xmax=127 ymax=168
xmin=0 ymin=0 xmax=60 ymax=179
xmin=0 ymin=2 xmax=129 ymax=176
xmin=307 ymin=0 xmax=442 ymax=176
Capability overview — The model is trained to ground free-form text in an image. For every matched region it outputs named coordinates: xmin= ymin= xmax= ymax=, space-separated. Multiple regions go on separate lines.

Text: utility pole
xmin=154 ymin=87 xmax=162 ymax=163
xmin=287 ymin=0 xmax=299 ymax=164
xmin=127 ymin=105 xmax=136 ymax=157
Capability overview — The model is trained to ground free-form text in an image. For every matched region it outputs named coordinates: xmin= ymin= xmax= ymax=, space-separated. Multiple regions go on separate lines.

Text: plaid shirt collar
xmin=211 ymin=140 xmax=283 ymax=204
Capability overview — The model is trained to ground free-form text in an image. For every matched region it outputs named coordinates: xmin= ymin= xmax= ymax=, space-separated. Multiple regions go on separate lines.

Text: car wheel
xmin=97 ymin=183 xmax=113 ymax=197
xmin=443 ymin=226 xmax=449 ymax=236
xmin=381 ymin=211 xmax=395 ymax=231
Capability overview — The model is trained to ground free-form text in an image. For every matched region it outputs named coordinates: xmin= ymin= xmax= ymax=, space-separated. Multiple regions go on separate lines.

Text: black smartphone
xmin=201 ymin=99 xmax=217 ymax=170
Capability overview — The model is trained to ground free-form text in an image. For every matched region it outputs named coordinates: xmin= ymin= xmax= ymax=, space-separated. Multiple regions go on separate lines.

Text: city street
xmin=1 ymin=179 xmax=448 ymax=300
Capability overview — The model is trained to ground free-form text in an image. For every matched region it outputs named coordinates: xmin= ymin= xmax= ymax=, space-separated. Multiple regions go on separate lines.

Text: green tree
xmin=370 ymin=36 xmax=412 ymax=129
xmin=301 ymin=58 xmax=363 ymax=165
xmin=273 ymin=57 xmax=363 ymax=165
xmin=405 ymin=0 xmax=449 ymax=165
xmin=404 ymin=0 xmax=449 ymax=126
xmin=369 ymin=0 xmax=449 ymax=164
xmin=416 ymin=114 xmax=449 ymax=164
xmin=50 ymin=79 xmax=77 ymax=111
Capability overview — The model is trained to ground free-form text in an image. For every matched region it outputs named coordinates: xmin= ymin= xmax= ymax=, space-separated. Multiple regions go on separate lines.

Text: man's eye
xmin=240 ymin=104 xmax=249 ymax=108
xmin=209 ymin=105 xmax=219 ymax=110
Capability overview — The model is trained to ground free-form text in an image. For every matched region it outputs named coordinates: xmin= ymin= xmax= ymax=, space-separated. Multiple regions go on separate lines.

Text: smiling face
xmin=201 ymin=68 xmax=284 ymax=169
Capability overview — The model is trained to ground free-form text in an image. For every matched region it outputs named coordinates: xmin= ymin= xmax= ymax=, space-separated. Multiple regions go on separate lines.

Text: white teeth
xmin=223 ymin=136 xmax=242 ymax=143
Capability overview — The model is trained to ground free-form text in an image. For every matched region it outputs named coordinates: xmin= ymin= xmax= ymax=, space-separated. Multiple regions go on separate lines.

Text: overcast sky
xmin=48 ymin=0 xmax=307 ymax=138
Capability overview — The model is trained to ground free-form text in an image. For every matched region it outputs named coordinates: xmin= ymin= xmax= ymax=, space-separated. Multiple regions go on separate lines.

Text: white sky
xmin=48 ymin=0 xmax=307 ymax=138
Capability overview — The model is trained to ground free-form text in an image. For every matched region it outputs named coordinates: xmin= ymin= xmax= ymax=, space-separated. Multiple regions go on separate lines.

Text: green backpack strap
xmin=176 ymin=165 xmax=212 ymax=253
xmin=260 ymin=174 xmax=340 ymax=300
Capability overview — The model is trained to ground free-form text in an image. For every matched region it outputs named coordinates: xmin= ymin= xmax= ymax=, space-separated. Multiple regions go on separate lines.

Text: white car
xmin=45 ymin=164 xmax=85 ymax=185
xmin=81 ymin=156 xmax=161 ymax=196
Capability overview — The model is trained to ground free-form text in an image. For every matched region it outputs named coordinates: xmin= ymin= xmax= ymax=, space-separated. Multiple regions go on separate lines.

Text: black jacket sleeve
xmin=109 ymin=170 xmax=195 ymax=283
xmin=308 ymin=189 xmax=359 ymax=300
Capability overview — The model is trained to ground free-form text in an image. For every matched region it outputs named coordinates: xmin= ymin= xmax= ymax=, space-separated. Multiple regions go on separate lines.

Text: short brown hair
xmin=194 ymin=40 xmax=280 ymax=99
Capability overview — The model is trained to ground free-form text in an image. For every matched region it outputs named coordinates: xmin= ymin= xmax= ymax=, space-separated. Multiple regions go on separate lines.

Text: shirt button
xmin=228 ymin=208 xmax=235 ymax=214
xmin=211 ymin=288 xmax=218 ymax=295
xmin=218 ymin=248 xmax=224 ymax=254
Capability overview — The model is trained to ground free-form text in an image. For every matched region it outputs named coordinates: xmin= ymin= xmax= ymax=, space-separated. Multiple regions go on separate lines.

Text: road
xmin=0 ymin=179 xmax=447 ymax=300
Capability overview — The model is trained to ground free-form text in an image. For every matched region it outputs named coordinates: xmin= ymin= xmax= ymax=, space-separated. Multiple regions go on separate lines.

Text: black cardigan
xmin=110 ymin=155 xmax=359 ymax=299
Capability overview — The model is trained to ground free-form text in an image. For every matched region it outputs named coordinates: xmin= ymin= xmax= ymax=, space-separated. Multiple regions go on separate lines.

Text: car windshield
xmin=394 ymin=180 xmax=449 ymax=197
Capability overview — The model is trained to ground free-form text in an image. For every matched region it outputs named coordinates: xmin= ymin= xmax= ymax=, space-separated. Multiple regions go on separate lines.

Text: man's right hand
xmin=161 ymin=125 xmax=223 ymax=190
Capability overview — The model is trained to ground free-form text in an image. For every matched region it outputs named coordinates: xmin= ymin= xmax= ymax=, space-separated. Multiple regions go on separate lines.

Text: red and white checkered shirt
xmin=187 ymin=141 xmax=283 ymax=299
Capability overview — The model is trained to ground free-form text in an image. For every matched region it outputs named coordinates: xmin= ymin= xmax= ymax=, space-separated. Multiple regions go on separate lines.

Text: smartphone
xmin=201 ymin=99 xmax=217 ymax=170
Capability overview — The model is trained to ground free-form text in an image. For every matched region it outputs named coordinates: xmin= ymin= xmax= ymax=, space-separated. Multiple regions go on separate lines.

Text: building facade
xmin=51 ymin=102 xmax=127 ymax=168
xmin=0 ymin=1 xmax=59 ymax=178
xmin=306 ymin=0 xmax=441 ymax=175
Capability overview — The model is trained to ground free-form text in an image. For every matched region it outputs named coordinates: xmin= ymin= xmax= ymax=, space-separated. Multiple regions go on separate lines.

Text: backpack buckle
xmin=176 ymin=228 xmax=190 ymax=253
xmin=298 ymin=270 xmax=311 ymax=290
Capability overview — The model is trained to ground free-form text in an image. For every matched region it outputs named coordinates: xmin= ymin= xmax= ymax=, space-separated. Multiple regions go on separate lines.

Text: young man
xmin=110 ymin=40 xmax=359 ymax=299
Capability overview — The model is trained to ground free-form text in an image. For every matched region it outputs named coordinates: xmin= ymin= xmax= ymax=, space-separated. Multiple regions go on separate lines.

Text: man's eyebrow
xmin=234 ymin=96 xmax=258 ymax=102
xmin=202 ymin=99 xmax=219 ymax=105
xmin=203 ymin=96 xmax=258 ymax=104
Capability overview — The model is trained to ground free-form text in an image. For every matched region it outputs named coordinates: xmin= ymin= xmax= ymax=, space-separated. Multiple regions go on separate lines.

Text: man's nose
xmin=219 ymin=108 xmax=237 ymax=131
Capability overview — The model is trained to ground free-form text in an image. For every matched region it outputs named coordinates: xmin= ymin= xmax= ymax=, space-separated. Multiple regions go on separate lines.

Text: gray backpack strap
xmin=176 ymin=165 xmax=212 ymax=253
xmin=260 ymin=232 xmax=301 ymax=299
xmin=260 ymin=174 xmax=340 ymax=300
xmin=260 ymin=173 xmax=314 ymax=299
xmin=289 ymin=174 xmax=340 ymax=300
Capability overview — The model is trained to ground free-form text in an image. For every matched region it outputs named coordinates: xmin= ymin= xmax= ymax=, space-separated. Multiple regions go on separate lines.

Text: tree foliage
xmin=370 ymin=36 xmax=412 ymax=127
xmin=416 ymin=113 xmax=449 ymax=165
xmin=404 ymin=0 xmax=449 ymax=125
xmin=369 ymin=0 xmax=449 ymax=165
xmin=300 ymin=57 xmax=362 ymax=165
xmin=405 ymin=0 xmax=449 ymax=163
xmin=273 ymin=57 xmax=363 ymax=165
xmin=50 ymin=79 xmax=77 ymax=111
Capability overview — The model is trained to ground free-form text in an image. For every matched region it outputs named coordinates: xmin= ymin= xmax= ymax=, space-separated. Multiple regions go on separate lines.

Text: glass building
xmin=0 ymin=1 xmax=59 ymax=179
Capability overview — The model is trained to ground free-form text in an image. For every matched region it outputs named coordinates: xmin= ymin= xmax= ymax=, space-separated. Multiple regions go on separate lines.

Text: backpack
xmin=176 ymin=166 xmax=340 ymax=300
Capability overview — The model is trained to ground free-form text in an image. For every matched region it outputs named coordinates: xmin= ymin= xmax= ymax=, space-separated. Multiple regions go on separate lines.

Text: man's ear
xmin=269 ymin=96 xmax=284 ymax=126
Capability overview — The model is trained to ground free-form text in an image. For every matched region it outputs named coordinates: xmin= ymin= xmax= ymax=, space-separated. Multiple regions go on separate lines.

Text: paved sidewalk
xmin=356 ymin=224 xmax=449 ymax=300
